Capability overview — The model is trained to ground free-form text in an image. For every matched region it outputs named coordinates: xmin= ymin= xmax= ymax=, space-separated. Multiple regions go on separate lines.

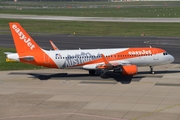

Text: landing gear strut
xmin=150 ymin=66 xmax=155 ymax=74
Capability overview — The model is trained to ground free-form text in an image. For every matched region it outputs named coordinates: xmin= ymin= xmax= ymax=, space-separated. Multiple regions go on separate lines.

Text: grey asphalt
xmin=1 ymin=34 xmax=180 ymax=63
xmin=1 ymin=14 xmax=180 ymax=22
xmin=1 ymin=34 xmax=180 ymax=120
xmin=1 ymin=26 xmax=180 ymax=120
xmin=0 ymin=64 xmax=180 ymax=120
xmin=1 ymin=10 xmax=180 ymax=120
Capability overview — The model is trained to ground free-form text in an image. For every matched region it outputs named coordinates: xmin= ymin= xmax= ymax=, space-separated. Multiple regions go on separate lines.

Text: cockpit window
xmin=163 ymin=52 xmax=168 ymax=55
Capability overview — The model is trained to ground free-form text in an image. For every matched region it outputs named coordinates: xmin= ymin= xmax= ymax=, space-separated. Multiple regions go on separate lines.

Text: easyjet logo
xmin=128 ymin=50 xmax=152 ymax=55
xmin=12 ymin=24 xmax=35 ymax=50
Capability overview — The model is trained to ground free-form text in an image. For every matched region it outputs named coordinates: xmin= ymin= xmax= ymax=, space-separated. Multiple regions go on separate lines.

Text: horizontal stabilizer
xmin=4 ymin=52 xmax=15 ymax=55
xmin=6 ymin=58 xmax=18 ymax=62
xmin=19 ymin=56 xmax=34 ymax=61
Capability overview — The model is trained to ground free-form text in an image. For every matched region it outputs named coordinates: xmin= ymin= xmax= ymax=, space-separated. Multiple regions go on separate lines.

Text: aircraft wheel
xmin=150 ymin=66 xmax=155 ymax=74
xmin=150 ymin=71 xmax=155 ymax=74
xmin=100 ymin=73 xmax=109 ymax=79
xmin=89 ymin=70 xmax=96 ymax=75
xmin=113 ymin=69 xmax=120 ymax=73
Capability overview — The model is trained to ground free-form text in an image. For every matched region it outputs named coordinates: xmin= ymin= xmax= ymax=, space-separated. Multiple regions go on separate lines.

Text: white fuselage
xmin=42 ymin=48 xmax=174 ymax=69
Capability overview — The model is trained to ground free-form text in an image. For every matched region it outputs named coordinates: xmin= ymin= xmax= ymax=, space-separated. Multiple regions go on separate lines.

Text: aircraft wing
xmin=96 ymin=54 xmax=130 ymax=69
xmin=96 ymin=54 xmax=137 ymax=76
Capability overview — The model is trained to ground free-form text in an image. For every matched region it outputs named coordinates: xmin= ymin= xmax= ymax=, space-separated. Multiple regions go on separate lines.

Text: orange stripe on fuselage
xmin=73 ymin=47 xmax=165 ymax=67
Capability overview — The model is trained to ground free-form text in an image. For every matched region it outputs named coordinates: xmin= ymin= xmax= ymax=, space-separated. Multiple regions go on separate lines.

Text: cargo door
xmin=44 ymin=53 xmax=49 ymax=64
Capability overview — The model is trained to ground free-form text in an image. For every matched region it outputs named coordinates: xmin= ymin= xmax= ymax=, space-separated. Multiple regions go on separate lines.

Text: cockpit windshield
xmin=163 ymin=52 xmax=168 ymax=55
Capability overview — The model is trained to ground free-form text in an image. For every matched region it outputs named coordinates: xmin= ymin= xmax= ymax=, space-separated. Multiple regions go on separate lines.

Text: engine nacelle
xmin=121 ymin=65 xmax=137 ymax=76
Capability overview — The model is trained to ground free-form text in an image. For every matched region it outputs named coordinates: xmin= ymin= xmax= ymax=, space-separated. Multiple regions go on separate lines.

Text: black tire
xmin=100 ymin=73 xmax=109 ymax=79
xmin=89 ymin=70 xmax=96 ymax=75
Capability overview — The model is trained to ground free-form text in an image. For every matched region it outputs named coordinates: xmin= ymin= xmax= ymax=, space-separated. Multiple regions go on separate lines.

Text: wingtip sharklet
xmin=50 ymin=40 xmax=59 ymax=50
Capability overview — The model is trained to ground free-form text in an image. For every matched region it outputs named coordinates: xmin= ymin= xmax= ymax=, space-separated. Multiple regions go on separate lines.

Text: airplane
xmin=5 ymin=22 xmax=174 ymax=78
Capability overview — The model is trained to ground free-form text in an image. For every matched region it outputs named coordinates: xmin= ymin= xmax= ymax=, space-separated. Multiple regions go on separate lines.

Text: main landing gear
xmin=150 ymin=66 xmax=155 ymax=74
xmin=100 ymin=69 xmax=109 ymax=79
xmin=100 ymin=72 xmax=109 ymax=79
xmin=89 ymin=70 xmax=96 ymax=75
xmin=88 ymin=70 xmax=109 ymax=79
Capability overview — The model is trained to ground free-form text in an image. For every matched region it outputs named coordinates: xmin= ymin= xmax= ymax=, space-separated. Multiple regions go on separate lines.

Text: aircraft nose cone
xmin=170 ymin=55 xmax=175 ymax=63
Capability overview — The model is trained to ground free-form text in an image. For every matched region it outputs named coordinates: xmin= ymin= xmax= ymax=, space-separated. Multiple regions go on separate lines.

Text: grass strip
xmin=1 ymin=7 xmax=180 ymax=18
xmin=1 ymin=1 xmax=180 ymax=17
xmin=1 ymin=18 xmax=180 ymax=37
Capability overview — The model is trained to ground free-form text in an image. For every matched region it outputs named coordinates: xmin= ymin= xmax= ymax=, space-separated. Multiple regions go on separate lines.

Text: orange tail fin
xmin=9 ymin=22 xmax=42 ymax=53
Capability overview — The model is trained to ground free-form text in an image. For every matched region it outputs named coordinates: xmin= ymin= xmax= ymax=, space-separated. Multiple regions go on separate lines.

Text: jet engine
xmin=121 ymin=65 xmax=137 ymax=76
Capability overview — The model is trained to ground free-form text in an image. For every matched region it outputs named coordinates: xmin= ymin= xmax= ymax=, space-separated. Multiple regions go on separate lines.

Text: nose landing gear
xmin=150 ymin=66 xmax=155 ymax=74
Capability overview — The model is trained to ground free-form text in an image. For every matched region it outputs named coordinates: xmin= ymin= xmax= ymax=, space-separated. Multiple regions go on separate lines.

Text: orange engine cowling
xmin=121 ymin=65 xmax=138 ymax=76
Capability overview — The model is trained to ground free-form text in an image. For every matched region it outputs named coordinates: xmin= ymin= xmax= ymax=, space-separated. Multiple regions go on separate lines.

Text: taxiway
xmin=1 ymin=35 xmax=180 ymax=120
xmin=0 ymin=64 xmax=180 ymax=120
